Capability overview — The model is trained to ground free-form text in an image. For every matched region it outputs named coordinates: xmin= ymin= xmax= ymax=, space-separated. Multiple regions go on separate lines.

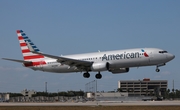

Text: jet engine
xmin=109 ymin=68 xmax=129 ymax=74
xmin=91 ymin=62 xmax=109 ymax=71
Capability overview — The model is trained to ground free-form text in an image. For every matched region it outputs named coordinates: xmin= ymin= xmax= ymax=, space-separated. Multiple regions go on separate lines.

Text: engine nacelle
xmin=91 ymin=62 xmax=109 ymax=71
xmin=109 ymin=68 xmax=129 ymax=74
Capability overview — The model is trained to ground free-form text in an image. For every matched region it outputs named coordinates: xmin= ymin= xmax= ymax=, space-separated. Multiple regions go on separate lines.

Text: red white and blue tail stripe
xmin=17 ymin=30 xmax=46 ymax=66
xmin=17 ymin=30 xmax=44 ymax=61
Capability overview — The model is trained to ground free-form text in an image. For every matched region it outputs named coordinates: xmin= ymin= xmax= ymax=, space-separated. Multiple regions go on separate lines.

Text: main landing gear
xmin=83 ymin=72 xmax=90 ymax=78
xmin=95 ymin=72 xmax=102 ymax=79
xmin=83 ymin=72 xmax=102 ymax=79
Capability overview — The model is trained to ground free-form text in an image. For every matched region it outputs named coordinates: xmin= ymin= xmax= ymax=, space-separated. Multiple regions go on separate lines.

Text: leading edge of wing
xmin=26 ymin=41 xmax=92 ymax=67
xmin=2 ymin=58 xmax=31 ymax=63
xmin=32 ymin=51 xmax=93 ymax=67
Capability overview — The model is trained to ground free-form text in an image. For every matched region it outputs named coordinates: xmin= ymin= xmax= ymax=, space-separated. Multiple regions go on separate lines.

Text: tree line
xmin=9 ymin=90 xmax=84 ymax=97
xmin=117 ymin=88 xmax=180 ymax=99
xmin=8 ymin=89 xmax=180 ymax=99
xmin=163 ymin=89 xmax=180 ymax=99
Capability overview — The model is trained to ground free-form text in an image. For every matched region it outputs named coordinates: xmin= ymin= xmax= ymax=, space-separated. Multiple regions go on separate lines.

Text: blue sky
xmin=0 ymin=0 xmax=179 ymax=93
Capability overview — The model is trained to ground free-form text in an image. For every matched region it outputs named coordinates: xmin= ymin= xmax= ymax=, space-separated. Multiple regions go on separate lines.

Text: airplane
xmin=2 ymin=30 xmax=175 ymax=79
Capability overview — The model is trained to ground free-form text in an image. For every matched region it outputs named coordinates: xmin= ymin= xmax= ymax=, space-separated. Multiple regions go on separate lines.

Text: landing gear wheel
xmin=156 ymin=68 xmax=160 ymax=72
xmin=83 ymin=72 xmax=90 ymax=78
xmin=95 ymin=73 xmax=102 ymax=79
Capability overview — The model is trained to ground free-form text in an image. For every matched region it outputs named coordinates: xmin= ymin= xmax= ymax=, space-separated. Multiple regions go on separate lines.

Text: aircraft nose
xmin=167 ymin=54 xmax=175 ymax=61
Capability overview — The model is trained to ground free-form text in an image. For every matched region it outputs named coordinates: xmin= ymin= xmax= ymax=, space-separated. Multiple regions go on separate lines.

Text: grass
xmin=0 ymin=106 xmax=180 ymax=110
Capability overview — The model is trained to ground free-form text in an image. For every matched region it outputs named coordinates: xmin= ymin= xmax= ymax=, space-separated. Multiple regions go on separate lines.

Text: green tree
xmin=175 ymin=89 xmax=180 ymax=98
xmin=9 ymin=93 xmax=23 ymax=97
xmin=164 ymin=89 xmax=170 ymax=99
xmin=117 ymin=88 xmax=123 ymax=92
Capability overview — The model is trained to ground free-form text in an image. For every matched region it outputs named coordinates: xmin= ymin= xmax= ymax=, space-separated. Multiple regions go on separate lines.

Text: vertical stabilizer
xmin=17 ymin=30 xmax=46 ymax=66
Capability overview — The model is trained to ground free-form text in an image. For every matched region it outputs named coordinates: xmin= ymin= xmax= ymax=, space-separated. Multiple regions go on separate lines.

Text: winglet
xmin=26 ymin=41 xmax=35 ymax=52
xmin=26 ymin=41 xmax=42 ymax=55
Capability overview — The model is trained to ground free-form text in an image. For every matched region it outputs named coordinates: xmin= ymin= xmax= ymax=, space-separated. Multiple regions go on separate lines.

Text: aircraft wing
xmin=32 ymin=51 xmax=93 ymax=70
xmin=26 ymin=41 xmax=93 ymax=70
xmin=2 ymin=58 xmax=32 ymax=63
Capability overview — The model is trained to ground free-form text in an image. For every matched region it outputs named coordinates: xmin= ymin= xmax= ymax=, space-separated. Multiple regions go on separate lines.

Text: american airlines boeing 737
xmin=2 ymin=30 xmax=175 ymax=79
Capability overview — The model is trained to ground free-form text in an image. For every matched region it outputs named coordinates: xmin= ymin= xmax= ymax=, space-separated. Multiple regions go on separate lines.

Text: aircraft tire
xmin=95 ymin=73 xmax=102 ymax=79
xmin=156 ymin=68 xmax=160 ymax=72
xmin=83 ymin=72 xmax=90 ymax=78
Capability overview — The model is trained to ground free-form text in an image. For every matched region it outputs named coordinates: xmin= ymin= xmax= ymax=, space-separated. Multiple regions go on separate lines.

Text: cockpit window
xmin=159 ymin=51 xmax=168 ymax=53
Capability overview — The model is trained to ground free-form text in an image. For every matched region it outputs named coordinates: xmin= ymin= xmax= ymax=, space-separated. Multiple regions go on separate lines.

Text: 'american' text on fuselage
xmin=102 ymin=52 xmax=140 ymax=61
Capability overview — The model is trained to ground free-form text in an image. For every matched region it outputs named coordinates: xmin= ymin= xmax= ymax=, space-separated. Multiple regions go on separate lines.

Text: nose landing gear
xmin=156 ymin=63 xmax=166 ymax=72
xmin=156 ymin=68 xmax=160 ymax=72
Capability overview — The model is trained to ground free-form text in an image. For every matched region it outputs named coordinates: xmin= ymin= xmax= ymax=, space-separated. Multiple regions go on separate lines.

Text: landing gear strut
xmin=95 ymin=72 xmax=102 ymax=79
xmin=155 ymin=63 xmax=166 ymax=72
xmin=83 ymin=72 xmax=90 ymax=78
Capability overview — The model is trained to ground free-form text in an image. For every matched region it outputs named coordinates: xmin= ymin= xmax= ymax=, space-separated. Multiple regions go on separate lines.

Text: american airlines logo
xmin=102 ymin=49 xmax=149 ymax=61
xmin=102 ymin=52 xmax=140 ymax=61
xmin=141 ymin=49 xmax=149 ymax=57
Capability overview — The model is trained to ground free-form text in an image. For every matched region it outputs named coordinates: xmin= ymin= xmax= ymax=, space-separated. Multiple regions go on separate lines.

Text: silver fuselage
xmin=29 ymin=48 xmax=175 ymax=73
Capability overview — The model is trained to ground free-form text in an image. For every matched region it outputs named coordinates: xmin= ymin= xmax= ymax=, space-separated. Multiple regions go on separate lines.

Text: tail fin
xmin=17 ymin=30 xmax=45 ymax=61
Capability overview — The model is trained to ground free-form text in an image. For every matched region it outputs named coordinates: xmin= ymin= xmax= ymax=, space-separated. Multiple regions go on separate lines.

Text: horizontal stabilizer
xmin=2 ymin=58 xmax=32 ymax=63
